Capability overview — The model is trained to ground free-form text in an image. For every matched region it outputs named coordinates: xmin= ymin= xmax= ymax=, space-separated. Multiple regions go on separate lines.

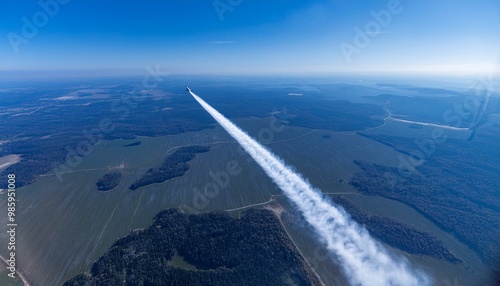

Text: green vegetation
xmin=350 ymin=128 xmax=500 ymax=267
xmin=331 ymin=196 xmax=461 ymax=263
xmin=123 ymin=141 xmax=141 ymax=147
xmin=96 ymin=171 xmax=122 ymax=191
xmin=63 ymin=208 xmax=321 ymax=286
xmin=129 ymin=146 xmax=210 ymax=190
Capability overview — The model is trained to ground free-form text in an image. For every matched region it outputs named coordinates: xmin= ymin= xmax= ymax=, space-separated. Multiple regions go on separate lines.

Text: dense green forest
xmin=129 ymin=146 xmax=210 ymax=190
xmin=124 ymin=141 xmax=141 ymax=147
xmin=331 ymin=196 xmax=460 ymax=263
xmin=96 ymin=171 xmax=122 ymax=191
xmin=350 ymin=127 xmax=500 ymax=267
xmin=63 ymin=208 xmax=321 ymax=286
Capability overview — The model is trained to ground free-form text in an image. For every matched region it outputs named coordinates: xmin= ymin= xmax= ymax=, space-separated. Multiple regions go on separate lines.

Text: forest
xmin=129 ymin=146 xmax=210 ymax=190
xmin=124 ymin=141 xmax=141 ymax=147
xmin=96 ymin=171 xmax=122 ymax=191
xmin=350 ymin=127 xmax=500 ymax=267
xmin=331 ymin=196 xmax=460 ymax=263
xmin=63 ymin=208 xmax=321 ymax=286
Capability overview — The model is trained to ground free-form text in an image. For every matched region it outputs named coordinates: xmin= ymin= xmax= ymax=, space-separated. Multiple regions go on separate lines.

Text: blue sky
xmin=0 ymin=0 xmax=499 ymax=76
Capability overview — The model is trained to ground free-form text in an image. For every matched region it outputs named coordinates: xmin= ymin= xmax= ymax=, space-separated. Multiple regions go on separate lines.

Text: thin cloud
xmin=207 ymin=41 xmax=235 ymax=45
xmin=367 ymin=31 xmax=390 ymax=35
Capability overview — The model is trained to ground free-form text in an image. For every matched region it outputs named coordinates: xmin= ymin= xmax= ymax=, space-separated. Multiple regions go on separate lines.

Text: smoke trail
xmin=189 ymin=91 xmax=430 ymax=286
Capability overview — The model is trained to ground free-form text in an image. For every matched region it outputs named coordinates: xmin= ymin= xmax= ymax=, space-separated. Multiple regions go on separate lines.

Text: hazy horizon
xmin=1 ymin=0 xmax=499 ymax=77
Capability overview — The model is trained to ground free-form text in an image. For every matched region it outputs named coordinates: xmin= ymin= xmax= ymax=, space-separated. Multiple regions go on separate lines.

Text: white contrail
xmin=189 ymin=90 xmax=430 ymax=286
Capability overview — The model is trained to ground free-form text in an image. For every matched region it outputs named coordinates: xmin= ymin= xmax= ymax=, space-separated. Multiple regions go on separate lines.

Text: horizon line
xmin=1 ymin=69 xmax=498 ymax=79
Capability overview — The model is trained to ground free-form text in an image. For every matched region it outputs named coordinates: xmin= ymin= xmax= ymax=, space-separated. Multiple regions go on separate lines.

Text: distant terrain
xmin=200 ymin=86 xmax=386 ymax=131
